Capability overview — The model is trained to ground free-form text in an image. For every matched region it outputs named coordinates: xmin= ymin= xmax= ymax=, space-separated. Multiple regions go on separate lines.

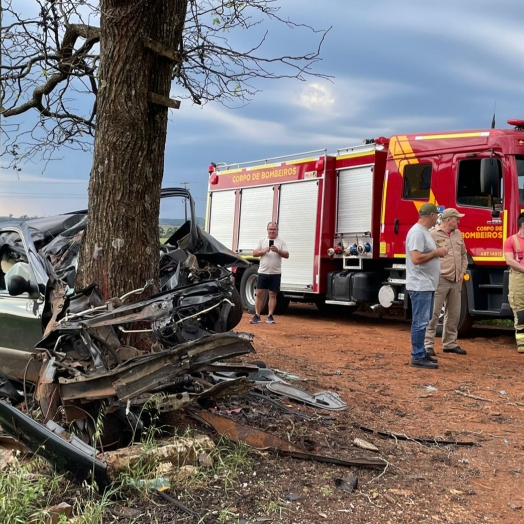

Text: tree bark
xmin=76 ymin=0 xmax=187 ymax=299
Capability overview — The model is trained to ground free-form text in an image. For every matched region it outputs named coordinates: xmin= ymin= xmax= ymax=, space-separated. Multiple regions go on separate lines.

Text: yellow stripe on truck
xmin=414 ymin=132 xmax=490 ymax=140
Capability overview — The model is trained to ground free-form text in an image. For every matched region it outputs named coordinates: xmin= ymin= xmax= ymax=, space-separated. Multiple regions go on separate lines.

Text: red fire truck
xmin=205 ymin=120 xmax=524 ymax=334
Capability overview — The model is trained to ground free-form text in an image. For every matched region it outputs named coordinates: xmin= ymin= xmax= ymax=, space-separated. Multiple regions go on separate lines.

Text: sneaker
xmin=425 ymin=353 xmax=438 ymax=363
xmin=266 ymin=315 xmax=276 ymax=324
xmin=443 ymin=346 xmax=467 ymax=355
xmin=410 ymin=356 xmax=439 ymax=369
xmin=250 ymin=314 xmax=262 ymax=324
xmin=425 ymin=347 xmax=436 ymax=356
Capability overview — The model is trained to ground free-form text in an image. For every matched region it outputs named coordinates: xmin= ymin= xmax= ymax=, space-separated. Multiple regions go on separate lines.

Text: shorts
xmin=257 ymin=273 xmax=281 ymax=293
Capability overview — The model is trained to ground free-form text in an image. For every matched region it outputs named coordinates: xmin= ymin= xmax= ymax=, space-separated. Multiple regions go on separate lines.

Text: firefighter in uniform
xmin=504 ymin=212 xmax=524 ymax=353
xmin=424 ymin=208 xmax=468 ymax=355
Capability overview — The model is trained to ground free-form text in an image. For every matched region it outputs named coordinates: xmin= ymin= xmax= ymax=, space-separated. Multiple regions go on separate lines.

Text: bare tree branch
xmin=1 ymin=0 xmax=330 ymax=169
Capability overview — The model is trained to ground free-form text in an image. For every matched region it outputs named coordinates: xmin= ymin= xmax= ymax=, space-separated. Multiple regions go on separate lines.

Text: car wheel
xmin=226 ymin=287 xmax=243 ymax=330
xmin=240 ymin=266 xmax=268 ymax=314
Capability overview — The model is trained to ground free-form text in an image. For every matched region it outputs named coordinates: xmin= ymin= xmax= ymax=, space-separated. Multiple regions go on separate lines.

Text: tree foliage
xmin=1 ymin=0 xmax=329 ymax=168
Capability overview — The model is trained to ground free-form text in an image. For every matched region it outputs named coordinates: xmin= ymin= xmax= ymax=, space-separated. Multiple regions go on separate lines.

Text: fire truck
xmin=205 ymin=120 xmax=524 ymax=335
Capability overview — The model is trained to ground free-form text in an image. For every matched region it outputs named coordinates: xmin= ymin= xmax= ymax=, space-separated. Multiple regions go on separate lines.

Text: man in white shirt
xmin=250 ymin=222 xmax=289 ymax=324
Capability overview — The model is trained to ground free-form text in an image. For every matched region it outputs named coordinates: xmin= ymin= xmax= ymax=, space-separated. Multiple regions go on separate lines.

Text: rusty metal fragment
xmin=190 ymin=409 xmax=387 ymax=469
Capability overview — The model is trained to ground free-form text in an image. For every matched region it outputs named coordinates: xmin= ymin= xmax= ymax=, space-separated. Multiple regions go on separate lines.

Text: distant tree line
xmin=0 ymin=214 xmax=40 ymax=222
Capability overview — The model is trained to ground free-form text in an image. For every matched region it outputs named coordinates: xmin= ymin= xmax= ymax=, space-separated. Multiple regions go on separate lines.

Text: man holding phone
xmin=251 ymin=222 xmax=289 ymax=324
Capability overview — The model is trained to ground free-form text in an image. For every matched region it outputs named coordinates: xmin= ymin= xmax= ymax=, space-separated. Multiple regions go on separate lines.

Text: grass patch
xmin=477 ymin=319 xmax=513 ymax=328
xmin=0 ymin=455 xmax=67 ymax=523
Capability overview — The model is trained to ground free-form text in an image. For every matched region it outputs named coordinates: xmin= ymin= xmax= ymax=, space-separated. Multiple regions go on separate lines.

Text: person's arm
xmin=253 ymin=247 xmax=269 ymax=257
xmin=503 ymin=237 xmax=524 ymax=272
xmin=253 ymin=240 xmax=269 ymax=258
xmin=271 ymin=246 xmax=288 ymax=258
xmin=505 ymin=250 xmax=524 ymax=272
xmin=460 ymin=237 xmax=468 ymax=278
xmin=410 ymin=247 xmax=446 ymax=265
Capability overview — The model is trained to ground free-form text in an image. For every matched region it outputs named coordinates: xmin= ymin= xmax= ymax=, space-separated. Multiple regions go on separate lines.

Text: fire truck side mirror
xmin=480 ymin=158 xmax=501 ymax=198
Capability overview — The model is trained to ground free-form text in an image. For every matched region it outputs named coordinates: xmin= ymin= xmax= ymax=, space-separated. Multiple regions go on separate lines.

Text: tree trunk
xmin=76 ymin=0 xmax=187 ymax=299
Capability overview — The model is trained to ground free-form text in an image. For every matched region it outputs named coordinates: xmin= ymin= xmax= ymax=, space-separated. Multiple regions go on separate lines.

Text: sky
xmin=2 ymin=0 xmax=524 ymax=219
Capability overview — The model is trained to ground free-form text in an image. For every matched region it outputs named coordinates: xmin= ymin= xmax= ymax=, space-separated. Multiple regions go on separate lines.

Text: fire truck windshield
xmin=516 ymin=156 xmax=524 ymax=205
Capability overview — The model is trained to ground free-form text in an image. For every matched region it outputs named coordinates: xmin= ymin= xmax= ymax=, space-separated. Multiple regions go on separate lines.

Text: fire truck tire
xmin=274 ymin=294 xmax=290 ymax=315
xmin=240 ymin=266 xmax=268 ymax=314
xmin=435 ymin=282 xmax=474 ymax=338
xmin=226 ymin=288 xmax=244 ymax=330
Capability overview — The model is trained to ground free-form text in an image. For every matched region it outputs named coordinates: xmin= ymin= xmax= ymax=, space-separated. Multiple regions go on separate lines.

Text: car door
xmin=0 ymin=225 xmax=48 ymax=381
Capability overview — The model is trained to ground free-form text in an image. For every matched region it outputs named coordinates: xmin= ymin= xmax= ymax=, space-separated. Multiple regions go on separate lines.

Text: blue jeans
xmin=408 ymin=291 xmax=435 ymax=359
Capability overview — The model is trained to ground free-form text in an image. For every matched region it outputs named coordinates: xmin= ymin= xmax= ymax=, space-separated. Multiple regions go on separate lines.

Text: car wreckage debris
xmin=248 ymin=391 xmax=311 ymax=419
xmin=266 ymin=382 xmax=347 ymax=411
xmin=34 ymin=331 xmax=256 ymax=446
xmin=335 ymin=475 xmax=359 ymax=493
xmin=0 ymin=400 xmax=109 ymax=487
xmin=0 ymin=188 xmax=376 ymax=487
xmin=189 ymin=409 xmax=387 ymax=469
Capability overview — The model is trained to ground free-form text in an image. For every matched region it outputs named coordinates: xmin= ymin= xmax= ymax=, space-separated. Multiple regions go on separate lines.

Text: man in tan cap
xmin=424 ymin=208 xmax=468 ymax=356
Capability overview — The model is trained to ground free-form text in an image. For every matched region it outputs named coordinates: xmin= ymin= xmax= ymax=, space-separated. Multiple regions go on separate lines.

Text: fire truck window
xmin=456 ymin=158 xmax=502 ymax=208
xmin=516 ymin=156 xmax=524 ymax=204
xmin=402 ymin=164 xmax=432 ymax=200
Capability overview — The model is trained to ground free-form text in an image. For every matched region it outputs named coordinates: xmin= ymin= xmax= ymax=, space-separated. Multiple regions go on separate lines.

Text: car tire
xmin=240 ymin=266 xmax=268 ymax=314
xmin=226 ymin=287 xmax=243 ymax=331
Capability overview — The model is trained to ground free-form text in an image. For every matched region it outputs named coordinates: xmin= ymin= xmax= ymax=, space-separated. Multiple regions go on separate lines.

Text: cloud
xmin=297 ymin=83 xmax=335 ymax=110
xmin=7 ymin=0 xmax=524 ymax=220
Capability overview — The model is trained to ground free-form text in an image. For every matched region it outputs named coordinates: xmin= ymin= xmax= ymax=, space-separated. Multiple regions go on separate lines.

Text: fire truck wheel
xmin=240 ymin=266 xmax=268 ymax=314
xmin=274 ymin=294 xmax=290 ymax=315
xmin=226 ymin=287 xmax=243 ymax=330
xmin=435 ymin=282 xmax=474 ymax=338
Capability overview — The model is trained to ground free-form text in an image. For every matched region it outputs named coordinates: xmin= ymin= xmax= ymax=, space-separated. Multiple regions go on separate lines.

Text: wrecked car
xmin=0 ymin=188 xmax=253 ymax=446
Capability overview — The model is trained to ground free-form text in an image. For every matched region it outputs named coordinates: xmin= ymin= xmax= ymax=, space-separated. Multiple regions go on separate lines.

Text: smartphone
xmin=269 ymin=240 xmax=274 ymax=247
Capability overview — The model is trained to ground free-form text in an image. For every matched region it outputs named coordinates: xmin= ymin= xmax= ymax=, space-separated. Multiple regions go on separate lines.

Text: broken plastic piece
xmin=274 ymin=369 xmax=302 ymax=380
xmin=266 ymin=382 xmax=347 ymax=411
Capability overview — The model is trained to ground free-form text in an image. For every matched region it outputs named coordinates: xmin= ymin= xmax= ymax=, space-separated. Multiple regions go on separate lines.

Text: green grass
xmin=0 ymin=457 xmax=67 ymax=523
xmin=1 ymin=417 xmax=256 ymax=523
xmin=477 ymin=319 xmax=513 ymax=328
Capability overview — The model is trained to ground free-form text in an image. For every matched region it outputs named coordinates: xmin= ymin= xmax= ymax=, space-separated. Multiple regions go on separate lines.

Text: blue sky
xmin=2 ymin=0 xmax=524 ymax=219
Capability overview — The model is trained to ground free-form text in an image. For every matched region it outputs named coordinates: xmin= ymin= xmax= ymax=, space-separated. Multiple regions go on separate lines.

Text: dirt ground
xmin=109 ymin=303 xmax=524 ymax=523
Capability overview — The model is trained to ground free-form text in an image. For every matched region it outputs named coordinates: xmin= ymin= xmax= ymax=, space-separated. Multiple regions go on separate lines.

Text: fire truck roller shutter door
xmin=208 ymin=190 xmax=236 ymax=249
xmin=278 ymin=180 xmax=318 ymax=289
xmin=237 ymin=187 xmax=274 ymax=252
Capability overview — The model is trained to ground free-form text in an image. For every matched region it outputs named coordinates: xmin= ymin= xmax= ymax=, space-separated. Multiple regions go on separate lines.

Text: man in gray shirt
xmin=406 ymin=203 xmax=446 ymax=369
